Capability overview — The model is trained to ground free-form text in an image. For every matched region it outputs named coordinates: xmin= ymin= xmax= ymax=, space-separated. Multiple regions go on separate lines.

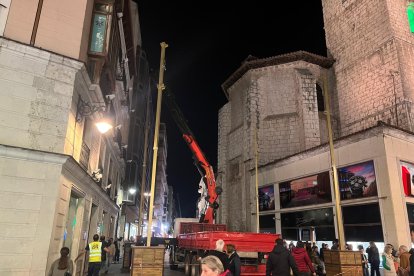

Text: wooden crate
xmin=130 ymin=246 xmax=165 ymax=276
xmin=324 ymin=250 xmax=363 ymax=276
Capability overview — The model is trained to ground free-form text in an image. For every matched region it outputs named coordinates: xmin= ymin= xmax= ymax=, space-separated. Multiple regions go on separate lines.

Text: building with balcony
xmin=0 ymin=0 xmax=141 ymax=274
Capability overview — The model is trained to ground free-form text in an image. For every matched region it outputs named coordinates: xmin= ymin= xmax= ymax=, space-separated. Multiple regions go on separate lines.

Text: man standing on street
xmin=266 ymin=238 xmax=299 ymax=276
xmin=366 ymin=241 xmax=380 ymax=276
xmin=85 ymin=234 xmax=109 ymax=276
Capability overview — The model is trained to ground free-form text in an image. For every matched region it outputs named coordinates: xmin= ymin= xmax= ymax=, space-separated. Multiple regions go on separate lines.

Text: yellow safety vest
xmin=89 ymin=241 xmax=102 ymax=262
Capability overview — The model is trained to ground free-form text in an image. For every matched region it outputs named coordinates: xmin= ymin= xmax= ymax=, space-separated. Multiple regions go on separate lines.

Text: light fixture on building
xmin=129 ymin=188 xmax=136 ymax=194
xmin=76 ymin=97 xmax=113 ymax=134
xmin=144 ymin=192 xmax=151 ymax=197
xmin=92 ymin=168 xmax=103 ymax=182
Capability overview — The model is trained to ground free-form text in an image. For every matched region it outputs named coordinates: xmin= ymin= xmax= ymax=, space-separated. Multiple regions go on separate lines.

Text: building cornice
xmin=256 ymin=122 xmax=414 ymax=171
xmin=221 ymin=51 xmax=335 ymax=99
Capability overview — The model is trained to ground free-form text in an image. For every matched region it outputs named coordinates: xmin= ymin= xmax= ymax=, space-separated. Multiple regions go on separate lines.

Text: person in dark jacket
xmin=292 ymin=241 xmax=316 ymax=276
xmin=366 ymin=241 xmax=380 ymax=276
xmin=226 ymin=244 xmax=241 ymax=276
xmin=266 ymin=238 xmax=299 ymax=276
xmin=206 ymin=239 xmax=230 ymax=271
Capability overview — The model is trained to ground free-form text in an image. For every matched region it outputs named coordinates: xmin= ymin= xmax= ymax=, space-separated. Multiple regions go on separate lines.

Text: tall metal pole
xmin=323 ymin=71 xmax=345 ymax=250
xmin=146 ymin=42 xmax=168 ymax=246
xmin=137 ymin=82 xmax=151 ymax=236
xmin=255 ymin=129 xmax=260 ymax=233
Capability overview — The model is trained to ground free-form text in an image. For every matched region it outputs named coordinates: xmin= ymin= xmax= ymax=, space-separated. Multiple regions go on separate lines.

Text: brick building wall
xmin=218 ymin=55 xmax=336 ymax=231
xmin=322 ymin=0 xmax=414 ymax=135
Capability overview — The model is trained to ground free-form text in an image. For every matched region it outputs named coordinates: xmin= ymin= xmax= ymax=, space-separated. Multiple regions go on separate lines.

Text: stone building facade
xmin=0 ymin=0 xmax=141 ymax=274
xmin=218 ymin=0 xmax=414 ymax=247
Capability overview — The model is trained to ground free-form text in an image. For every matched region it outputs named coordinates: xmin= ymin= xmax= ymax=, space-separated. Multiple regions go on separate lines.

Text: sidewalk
xmin=104 ymin=251 xmax=185 ymax=276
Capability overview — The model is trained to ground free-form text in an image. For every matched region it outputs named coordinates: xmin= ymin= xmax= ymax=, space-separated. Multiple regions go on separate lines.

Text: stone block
xmin=0 ymin=253 xmax=32 ymax=270
xmin=0 ymin=192 xmax=42 ymax=211
xmin=0 ymin=66 xmax=34 ymax=85
xmin=0 ymin=222 xmax=37 ymax=238
xmin=0 ymin=47 xmax=47 ymax=75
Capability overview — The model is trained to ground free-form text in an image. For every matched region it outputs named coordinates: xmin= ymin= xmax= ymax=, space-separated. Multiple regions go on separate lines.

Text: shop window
xmin=338 ymin=160 xmax=377 ymax=200
xmin=258 ymin=185 xmax=275 ymax=211
xmin=64 ymin=194 xmax=81 ymax=251
xmin=259 ymin=214 xmax=276 ymax=233
xmin=343 ymin=203 xmax=383 ymax=242
xmin=279 ymin=171 xmax=331 ymax=209
xmin=281 ymin=208 xmax=335 ymax=241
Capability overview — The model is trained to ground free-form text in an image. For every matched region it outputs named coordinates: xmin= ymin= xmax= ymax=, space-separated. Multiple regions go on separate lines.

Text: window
xmin=89 ymin=3 xmax=112 ymax=55
xmin=316 ymin=84 xmax=325 ymax=112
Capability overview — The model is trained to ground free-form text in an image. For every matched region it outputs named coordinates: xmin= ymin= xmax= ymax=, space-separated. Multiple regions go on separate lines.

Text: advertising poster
xmin=338 ymin=161 xmax=377 ymax=200
xmin=258 ymin=185 xmax=275 ymax=211
xmin=279 ymin=172 xmax=331 ymax=209
xmin=401 ymin=161 xmax=414 ymax=197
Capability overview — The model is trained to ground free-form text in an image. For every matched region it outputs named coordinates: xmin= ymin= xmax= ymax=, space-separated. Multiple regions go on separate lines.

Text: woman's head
xmin=201 ymin=255 xmax=224 ymax=276
xmin=399 ymin=245 xmax=408 ymax=254
xmin=384 ymin=244 xmax=393 ymax=254
xmin=60 ymin=247 xmax=69 ymax=257
xmin=58 ymin=247 xmax=70 ymax=270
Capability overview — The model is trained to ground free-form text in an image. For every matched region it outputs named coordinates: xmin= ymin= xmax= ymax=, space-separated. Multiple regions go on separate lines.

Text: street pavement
xmin=105 ymin=250 xmax=185 ymax=276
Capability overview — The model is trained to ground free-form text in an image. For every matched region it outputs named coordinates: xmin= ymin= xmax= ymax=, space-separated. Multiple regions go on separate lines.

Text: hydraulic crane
xmin=164 ymin=89 xmax=222 ymax=224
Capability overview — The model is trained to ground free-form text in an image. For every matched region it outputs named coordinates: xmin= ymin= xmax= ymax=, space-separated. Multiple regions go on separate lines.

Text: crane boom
xmin=165 ymin=90 xmax=221 ymax=224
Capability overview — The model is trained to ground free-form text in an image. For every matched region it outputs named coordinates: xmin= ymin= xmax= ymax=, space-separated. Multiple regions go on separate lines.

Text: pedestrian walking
xmin=382 ymin=244 xmax=396 ymax=276
xmin=48 ymin=247 xmax=73 ymax=276
xmin=366 ymin=241 xmax=380 ymax=276
xmin=357 ymin=245 xmax=369 ymax=276
xmin=266 ymin=238 xmax=299 ymax=276
xmin=113 ymin=238 xmax=121 ymax=263
xmin=226 ymin=244 xmax=241 ymax=276
xmin=292 ymin=241 xmax=316 ymax=276
xmin=107 ymin=238 xmax=115 ymax=269
xmin=85 ymin=234 xmax=109 ymax=276
xmin=99 ymin=236 xmax=110 ymax=274
xmin=200 ymin=255 xmax=231 ymax=276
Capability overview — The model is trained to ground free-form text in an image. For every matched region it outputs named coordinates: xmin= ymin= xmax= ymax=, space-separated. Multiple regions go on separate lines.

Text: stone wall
xmin=322 ymin=0 xmax=414 ymax=135
xmin=218 ymin=60 xmax=336 ymax=231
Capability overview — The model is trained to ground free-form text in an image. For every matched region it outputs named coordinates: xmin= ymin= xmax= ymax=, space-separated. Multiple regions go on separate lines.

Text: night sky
xmin=137 ymin=1 xmax=327 ymax=217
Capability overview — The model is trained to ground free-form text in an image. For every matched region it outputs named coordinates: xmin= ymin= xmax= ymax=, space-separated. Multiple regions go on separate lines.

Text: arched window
xmin=316 ymin=84 xmax=325 ymax=112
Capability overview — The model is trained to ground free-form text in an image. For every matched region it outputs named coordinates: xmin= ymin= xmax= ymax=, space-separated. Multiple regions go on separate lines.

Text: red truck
xmin=169 ymin=220 xmax=279 ymax=276
xmin=166 ymin=91 xmax=279 ymax=275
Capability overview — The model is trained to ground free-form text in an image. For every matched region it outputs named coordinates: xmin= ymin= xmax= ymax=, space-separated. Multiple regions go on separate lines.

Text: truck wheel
xmin=191 ymin=255 xmax=200 ymax=276
xmin=184 ymin=254 xmax=191 ymax=275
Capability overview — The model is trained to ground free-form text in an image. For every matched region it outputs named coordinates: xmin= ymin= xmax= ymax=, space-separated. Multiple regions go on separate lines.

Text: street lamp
xmin=76 ymin=97 xmax=114 ymax=134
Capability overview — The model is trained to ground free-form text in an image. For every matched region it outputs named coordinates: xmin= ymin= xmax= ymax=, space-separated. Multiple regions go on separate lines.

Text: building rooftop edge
xmin=221 ymin=50 xmax=335 ymax=99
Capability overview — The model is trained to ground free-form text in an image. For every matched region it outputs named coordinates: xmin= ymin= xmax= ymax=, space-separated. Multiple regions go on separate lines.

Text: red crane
xmin=165 ymin=90 xmax=222 ymax=224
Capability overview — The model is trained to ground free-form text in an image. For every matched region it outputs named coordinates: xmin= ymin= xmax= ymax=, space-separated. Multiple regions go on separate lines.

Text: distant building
xmin=0 ymin=0 xmax=141 ymax=274
xmin=219 ymin=0 xmax=414 ymax=248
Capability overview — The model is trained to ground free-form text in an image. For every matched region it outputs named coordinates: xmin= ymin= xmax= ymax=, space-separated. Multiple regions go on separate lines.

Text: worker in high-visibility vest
xmin=85 ymin=234 xmax=109 ymax=276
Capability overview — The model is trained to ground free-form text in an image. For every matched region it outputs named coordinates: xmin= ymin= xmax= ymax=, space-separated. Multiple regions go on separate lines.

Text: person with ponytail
xmin=48 ymin=247 xmax=74 ymax=276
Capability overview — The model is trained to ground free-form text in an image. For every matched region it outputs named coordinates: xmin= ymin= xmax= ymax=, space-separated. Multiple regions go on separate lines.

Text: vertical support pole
xmin=255 ymin=129 xmax=260 ymax=233
xmin=146 ymin=42 xmax=168 ymax=246
xmin=323 ymin=71 xmax=345 ymax=250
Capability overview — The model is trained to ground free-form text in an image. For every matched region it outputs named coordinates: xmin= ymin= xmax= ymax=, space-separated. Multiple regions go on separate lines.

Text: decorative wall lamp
xmin=76 ymin=97 xmax=114 ymax=134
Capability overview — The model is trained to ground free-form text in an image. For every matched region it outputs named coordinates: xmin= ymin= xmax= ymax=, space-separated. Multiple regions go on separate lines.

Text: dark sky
xmin=137 ymin=1 xmax=327 ymax=217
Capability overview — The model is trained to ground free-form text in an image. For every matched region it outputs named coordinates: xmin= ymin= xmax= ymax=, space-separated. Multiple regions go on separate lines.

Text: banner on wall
xmin=338 ymin=160 xmax=377 ymax=200
xmin=402 ymin=161 xmax=414 ymax=197
xmin=279 ymin=172 xmax=331 ymax=209
xmin=258 ymin=185 xmax=275 ymax=211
